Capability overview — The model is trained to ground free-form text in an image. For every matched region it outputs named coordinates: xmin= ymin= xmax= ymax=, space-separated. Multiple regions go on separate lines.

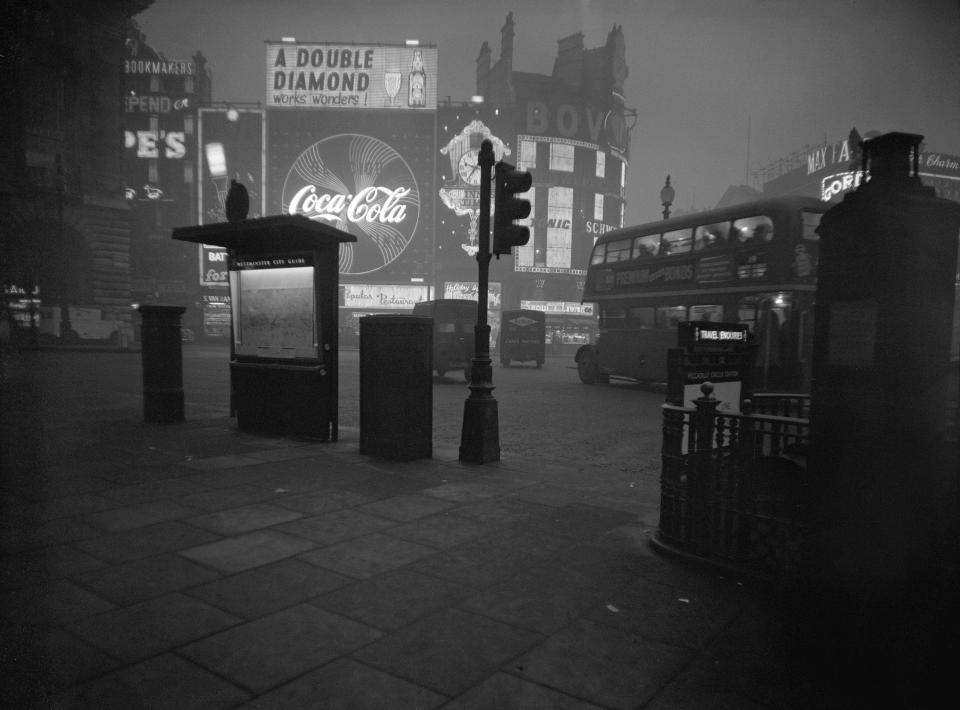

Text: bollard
xmin=360 ymin=315 xmax=432 ymax=460
xmin=138 ymin=305 xmax=186 ymax=423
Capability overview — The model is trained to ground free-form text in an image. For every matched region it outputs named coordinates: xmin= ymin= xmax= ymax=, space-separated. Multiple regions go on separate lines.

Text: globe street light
xmin=660 ymin=175 xmax=675 ymax=220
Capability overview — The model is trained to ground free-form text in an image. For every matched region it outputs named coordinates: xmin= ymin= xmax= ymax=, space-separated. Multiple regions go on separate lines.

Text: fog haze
xmin=137 ymin=0 xmax=960 ymax=224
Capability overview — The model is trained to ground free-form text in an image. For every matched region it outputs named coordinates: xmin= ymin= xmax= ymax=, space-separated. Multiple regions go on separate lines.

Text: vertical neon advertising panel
xmin=195 ymin=107 xmax=265 ymax=336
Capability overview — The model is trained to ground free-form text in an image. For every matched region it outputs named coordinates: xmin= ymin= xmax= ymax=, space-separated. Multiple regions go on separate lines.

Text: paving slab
xmin=0 ymin=579 xmax=114 ymax=625
xmin=238 ymin=658 xmax=447 ymax=710
xmin=352 ymin=607 xmax=543 ymax=697
xmin=300 ymin=532 xmax=437 ymax=578
xmin=66 ymin=592 xmax=241 ymax=663
xmin=177 ymin=483 xmax=285 ymax=512
xmin=459 ymin=569 xmax=602 ymax=635
xmin=186 ymin=557 xmax=352 ymax=619
xmin=0 ymin=544 xmax=108 ymax=590
xmin=84 ymin=499 xmax=203 ymax=533
xmin=180 ymin=604 xmax=382 ymax=694
xmin=511 ymin=618 xmax=693 ymax=710
xmin=275 ymin=509 xmax=396 ymax=545
xmin=185 ymin=502 xmax=305 ymax=535
xmin=442 ymin=671 xmax=608 ymax=710
xmin=312 ymin=569 xmax=474 ymax=631
xmin=74 ymin=552 xmax=222 ymax=605
xmin=270 ymin=487 xmax=379 ymax=515
xmin=382 ymin=511 xmax=494 ymax=549
xmin=359 ymin=493 xmax=456 ymax=521
xmin=74 ymin=520 xmax=221 ymax=564
xmin=51 ymin=652 xmax=250 ymax=710
xmin=179 ymin=529 xmax=316 ymax=573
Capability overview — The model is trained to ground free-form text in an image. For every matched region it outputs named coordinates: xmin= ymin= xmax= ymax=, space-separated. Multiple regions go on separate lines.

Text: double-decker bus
xmin=576 ymin=196 xmax=827 ymax=391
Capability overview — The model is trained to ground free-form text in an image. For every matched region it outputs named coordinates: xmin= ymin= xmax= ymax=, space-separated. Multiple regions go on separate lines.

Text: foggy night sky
xmin=136 ymin=0 xmax=960 ymax=226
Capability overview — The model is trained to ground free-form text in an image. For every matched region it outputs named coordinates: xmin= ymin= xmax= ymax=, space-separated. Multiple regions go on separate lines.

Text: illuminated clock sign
xmin=281 ymin=133 xmax=420 ymax=276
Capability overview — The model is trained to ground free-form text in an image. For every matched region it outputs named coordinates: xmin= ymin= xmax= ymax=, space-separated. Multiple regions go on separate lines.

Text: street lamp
xmin=660 ymin=175 xmax=675 ymax=220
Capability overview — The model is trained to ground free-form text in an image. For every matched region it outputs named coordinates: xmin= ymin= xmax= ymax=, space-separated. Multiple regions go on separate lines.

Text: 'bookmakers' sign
xmin=265 ymin=42 xmax=437 ymax=110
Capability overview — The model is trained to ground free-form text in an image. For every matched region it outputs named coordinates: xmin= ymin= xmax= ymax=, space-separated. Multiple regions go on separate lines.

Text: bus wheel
xmin=578 ymin=354 xmax=600 ymax=384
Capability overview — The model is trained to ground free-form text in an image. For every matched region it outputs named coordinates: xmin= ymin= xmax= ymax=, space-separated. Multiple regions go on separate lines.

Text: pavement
xmin=0 ymin=348 xmax=940 ymax=709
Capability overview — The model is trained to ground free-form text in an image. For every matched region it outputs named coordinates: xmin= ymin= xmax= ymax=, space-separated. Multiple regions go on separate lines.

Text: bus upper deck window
xmin=732 ymin=216 xmax=774 ymax=243
xmin=605 ymin=239 xmax=632 ymax=262
xmin=661 ymin=229 xmax=692 ymax=255
xmin=633 ymin=234 xmax=661 ymax=258
xmin=590 ymin=244 xmax=606 ymax=265
xmin=695 ymin=223 xmax=728 ymax=250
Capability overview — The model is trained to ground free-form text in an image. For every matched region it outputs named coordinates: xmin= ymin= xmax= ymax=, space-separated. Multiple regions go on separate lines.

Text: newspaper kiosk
xmin=173 ymin=215 xmax=355 ymax=440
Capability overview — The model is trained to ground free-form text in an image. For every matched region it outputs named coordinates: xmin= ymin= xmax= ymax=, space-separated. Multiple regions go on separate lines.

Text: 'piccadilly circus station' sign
xmin=282 ymin=133 xmax=420 ymax=276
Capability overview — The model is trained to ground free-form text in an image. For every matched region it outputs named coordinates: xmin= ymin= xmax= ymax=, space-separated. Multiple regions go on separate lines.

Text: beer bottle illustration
xmin=407 ymin=50 xmax=426 ymax=107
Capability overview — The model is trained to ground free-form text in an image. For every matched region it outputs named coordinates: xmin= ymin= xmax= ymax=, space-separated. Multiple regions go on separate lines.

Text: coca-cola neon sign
xmin=282 ymin=134 xmax=420 ymax=275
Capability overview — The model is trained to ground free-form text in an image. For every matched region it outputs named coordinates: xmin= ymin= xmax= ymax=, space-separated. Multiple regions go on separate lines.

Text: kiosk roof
xmin=172 ymin=215 xmax=356 ymax=254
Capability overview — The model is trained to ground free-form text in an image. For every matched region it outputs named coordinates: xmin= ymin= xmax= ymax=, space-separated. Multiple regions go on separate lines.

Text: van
xmin=411 ymin=299 xmax=476 ymax=380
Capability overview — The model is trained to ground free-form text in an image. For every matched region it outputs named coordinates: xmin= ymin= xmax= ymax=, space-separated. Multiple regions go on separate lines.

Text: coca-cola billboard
xmin=268 ymin=109 xmax=435 ymax=283
xmin=281 ymin=133 xmax=420 ymax=275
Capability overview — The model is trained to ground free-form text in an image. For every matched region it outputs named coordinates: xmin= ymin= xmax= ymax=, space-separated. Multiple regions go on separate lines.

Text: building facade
xmin=122 ymin=24 xmax=212 ymax=335
xmin=759 ymin=130 xmax=960 ymax=357
xmin=1 ymin=0 xmax=152 ymax=344
xmin=444 ymin=13 xmax=631 ymax=349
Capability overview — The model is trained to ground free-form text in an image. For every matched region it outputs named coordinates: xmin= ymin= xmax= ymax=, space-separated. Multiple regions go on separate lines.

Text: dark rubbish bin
xmin=138 ymin=305 xmax=186 ymax=423
xmin=360 ymin=315 xmax=432 ymax=460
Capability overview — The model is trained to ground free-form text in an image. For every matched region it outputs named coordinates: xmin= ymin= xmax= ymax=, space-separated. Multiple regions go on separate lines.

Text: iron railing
xmin=656 ymin=385 xmax=810 ymax=577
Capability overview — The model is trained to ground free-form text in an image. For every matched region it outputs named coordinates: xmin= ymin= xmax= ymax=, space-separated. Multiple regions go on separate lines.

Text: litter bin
xmin=138 ymin=305 xmax=185 ymax=423
xmin=360 ymin=315 xmax=432 ymax=460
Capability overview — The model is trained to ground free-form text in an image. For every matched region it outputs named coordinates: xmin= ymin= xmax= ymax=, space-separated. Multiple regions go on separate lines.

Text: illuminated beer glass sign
xmin=281 ymin=133 xmax=420 ymax=275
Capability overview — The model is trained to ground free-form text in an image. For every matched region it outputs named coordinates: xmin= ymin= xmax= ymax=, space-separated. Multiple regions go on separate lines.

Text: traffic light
xmin=493 ymin=161 xmax=532 ymax=257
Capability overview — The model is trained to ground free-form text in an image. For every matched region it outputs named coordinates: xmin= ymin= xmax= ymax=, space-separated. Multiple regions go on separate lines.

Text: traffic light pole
xmin=459 ymin=139 xmax=500 ymax=463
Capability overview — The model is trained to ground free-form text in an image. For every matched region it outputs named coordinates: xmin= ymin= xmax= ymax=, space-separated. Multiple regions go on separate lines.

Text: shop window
xmin=594 ymin=193 xmax=604 ymax=221
xmin=547 ymin=187 xmax=572 ymax=268
xmin=549 ymin=142 xmax=574 ymax=172
xmin=596 ymin=151 xmax=606 ymax=178
xmin=661 ymin=229 xmax=692 ymax=255
xmin=519 ymin=139 xmax=537 ymax=170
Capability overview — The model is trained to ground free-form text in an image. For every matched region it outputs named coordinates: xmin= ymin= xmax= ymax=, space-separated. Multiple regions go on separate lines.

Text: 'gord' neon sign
xmin=282 ymin=133 xmax=420 ymax=275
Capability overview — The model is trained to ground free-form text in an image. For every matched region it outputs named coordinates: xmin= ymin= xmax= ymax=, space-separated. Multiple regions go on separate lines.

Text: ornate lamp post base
xmin=459 ymin=323 xmax=500 ymax=463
